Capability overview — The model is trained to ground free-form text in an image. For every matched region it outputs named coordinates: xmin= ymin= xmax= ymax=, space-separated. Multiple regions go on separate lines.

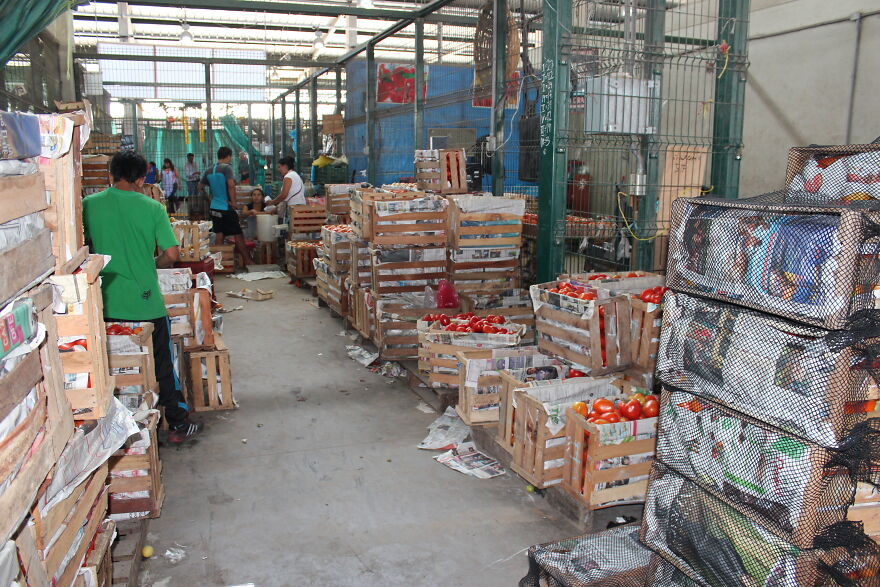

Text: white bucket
xmin=256 ymin=214 xmax=278 ymax=242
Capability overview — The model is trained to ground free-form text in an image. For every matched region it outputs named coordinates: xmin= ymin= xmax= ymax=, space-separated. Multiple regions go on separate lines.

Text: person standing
xmin=82 ymin=150 xmax=201 ymax=444
xmin=266 ymin=156 xmax=304 ymax=224
xmin=238 ymin=151 xmax=250 ymax=184
xmin=145 ymin=161 xmax=158 ymax=184
xmin=160 ymin=158 xmax=180 ymax=213
xmin=184 ymin=153 xmax=200 ymax=197
xmin=200 ymin=146 xmax=251 ymax=268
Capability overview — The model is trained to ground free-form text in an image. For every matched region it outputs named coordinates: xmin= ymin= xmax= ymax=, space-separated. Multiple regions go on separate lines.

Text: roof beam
xmin=111 ymin=0 xmax=477 ymax=26
xmin=73 ymin=50 xmax=335 ymax=68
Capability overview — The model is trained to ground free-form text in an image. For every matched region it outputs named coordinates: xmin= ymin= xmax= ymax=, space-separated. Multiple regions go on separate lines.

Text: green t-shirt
xmin=82 ymin=186 xmax=178 ymax=320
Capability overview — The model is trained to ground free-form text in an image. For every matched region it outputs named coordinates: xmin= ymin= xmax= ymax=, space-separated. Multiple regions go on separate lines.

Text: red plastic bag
xmin=435 ymin=279 xmax=459 ymax=308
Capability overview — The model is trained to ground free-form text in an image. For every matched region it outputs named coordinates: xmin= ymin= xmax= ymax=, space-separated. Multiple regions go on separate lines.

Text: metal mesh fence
xmin=2 ymin=32 xmax=65 ymax=113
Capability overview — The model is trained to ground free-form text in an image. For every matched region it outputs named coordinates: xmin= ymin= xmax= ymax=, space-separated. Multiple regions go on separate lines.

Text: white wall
xmin=740 ymin=0 xmax=880 ymax=196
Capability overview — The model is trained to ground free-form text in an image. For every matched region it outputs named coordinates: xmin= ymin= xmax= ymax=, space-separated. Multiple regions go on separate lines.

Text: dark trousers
xmin=107 ymin=316 xmax=189 ymax=428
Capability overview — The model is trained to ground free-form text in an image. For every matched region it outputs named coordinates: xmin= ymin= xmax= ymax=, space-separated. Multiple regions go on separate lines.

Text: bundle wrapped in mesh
xmin=657 ymin=386 xmax=880 ymax=549
xmin=518 ymin=524 xmax=655 ymax=587
xmin=656 ymin=290 xmax=879 ymax=448
xmin=665 ymin=192 xmax=880 ymax=330
xmin=641 ymin=463 xmax=880 ymax=587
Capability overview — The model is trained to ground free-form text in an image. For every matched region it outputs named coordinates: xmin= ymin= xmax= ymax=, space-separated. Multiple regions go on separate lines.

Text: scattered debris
xmin=226 ymin=288 xmax=274 ymax=301
xmin=434 ymin=442 xmax=505 ymax=479
xmin=241 ymin=438 xmax=247 ymax=444
xmin=415 ymin=401 xmax=435 ymax=414
xmin=378 ymin=361 xmax=404 ymax=378
xmin=162 ymin=547 xmax=187 ymax=564
xmin=346 ymin=345 xmax=379 ymax=367
xmin=231 ymin=270 xmax=287 ymax=281
xmin=418 ymin=407 xmax=470 ymax=450
xmin=216 ymin=305 xmax=244 ymax=314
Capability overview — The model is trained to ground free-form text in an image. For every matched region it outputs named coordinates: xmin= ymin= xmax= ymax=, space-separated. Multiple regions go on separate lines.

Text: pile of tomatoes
xmin=287 ymin=241 xmax=319 ymax=249
xmin=546 ymin=281 xmax=600 ymax=301
xmin=638 ymin=286 xmax=669 ymax=304
xmin=322 ymin=224 xmax=353 ymax=234
xmin=422 ymin=312 xmax=515 ymax=334
xmin=571 ymin=392 xmax=659 ymax=424
xmin=106 ymin=324 xmax=144 ymax=336
xmin=584 ymin=272 xmax=642 ymax=281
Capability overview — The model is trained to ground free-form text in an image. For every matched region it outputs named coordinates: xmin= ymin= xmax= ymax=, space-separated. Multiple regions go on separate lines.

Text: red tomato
xmin=593 ymin=398 xmax=615 ymax=413
xmin=591 ymin=418 xmax=610 ymax=425
xmin=603 ymin=412 xmax=620 ymax=423
xmin=626 ymin=272 xmax=639 ymax=277
xmin=621 ymin=399 xmax=642 ymax=420
xmin=567 ymin=368 xmax=586 ymax=378
xmin=643 ymin=398 xmax=659 ymax=418
xmin=482 ymin=326 xmax=498 ymax=334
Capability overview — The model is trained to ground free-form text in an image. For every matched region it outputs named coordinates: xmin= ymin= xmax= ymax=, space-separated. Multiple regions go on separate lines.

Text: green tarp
xmin=0 ymin=0 xmax=76 ymax=66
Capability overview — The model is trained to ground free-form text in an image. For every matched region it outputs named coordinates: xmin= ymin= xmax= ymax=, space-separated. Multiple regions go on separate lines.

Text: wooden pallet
xmin=187 ymin=334 xmax=235 ymax=411
xmin=111 ymin=519 xmax=148 ymax=587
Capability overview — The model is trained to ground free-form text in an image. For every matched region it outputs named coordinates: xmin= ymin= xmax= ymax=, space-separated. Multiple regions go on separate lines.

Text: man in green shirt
xmin=83 ymin=151 xmax=202 ymax=443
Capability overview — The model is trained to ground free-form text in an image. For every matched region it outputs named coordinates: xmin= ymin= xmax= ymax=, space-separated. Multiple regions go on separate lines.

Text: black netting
xmin=656 ymin=387 xmax=877 ymax=549
xmin=665 ymin=192 xmax=880 ymax=330
xmin=518 ymin=524 xmax=654 ymax=587
xmin=786 ymin=149 xmax=880 ymax=204
xmin=656 ymin=290 xmax=880 ymax=449
xmin=641 ymin=463 xmax=880 ymax=587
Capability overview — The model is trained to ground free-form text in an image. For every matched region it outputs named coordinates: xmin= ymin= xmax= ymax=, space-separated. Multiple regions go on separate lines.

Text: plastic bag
xmin=435 ymin=279 xmax=459 ymax=308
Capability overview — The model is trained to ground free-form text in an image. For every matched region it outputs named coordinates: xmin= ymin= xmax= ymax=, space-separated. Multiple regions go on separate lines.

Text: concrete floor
xmin=140 ymin=275 xmax=581 ymax=586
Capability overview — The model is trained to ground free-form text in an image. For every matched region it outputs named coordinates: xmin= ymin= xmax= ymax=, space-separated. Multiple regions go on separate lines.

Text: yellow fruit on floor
xmin=142 ymin=545 xmax=154 ymax=559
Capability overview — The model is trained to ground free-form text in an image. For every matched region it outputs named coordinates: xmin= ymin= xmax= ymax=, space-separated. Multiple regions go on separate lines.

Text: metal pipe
xmin=204 ymin=63 xmax=213 ymax=158
xmin=845 ymin=11 xmax=863 ymax=145
xmin=414 ymin=19 xmax=425 ymax=151
xmin=366 ymin=43 xmax=377 ymax=184
xmin=491 ymin=0 xmax=508 ymax=196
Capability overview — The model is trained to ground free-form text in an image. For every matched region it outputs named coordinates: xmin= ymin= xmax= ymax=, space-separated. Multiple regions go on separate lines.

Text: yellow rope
xmin=717 ymin=50 xmax=729 ymax=79
xmin=616 ymin=186 xmax=714 ymax=242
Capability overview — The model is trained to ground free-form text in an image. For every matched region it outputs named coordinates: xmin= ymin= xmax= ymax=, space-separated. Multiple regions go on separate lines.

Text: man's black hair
xmin=217 ymin=146 xmax=232 ymax=160
xmin=187 ymin=152 xmax=194 ymax=158
xmin=110 ymin=151 xmax=148 ymax=183
xmin=279 ymin=156 xmax=296 ymax=170
xmin=149 ymin=161 xmax=156 ymax=167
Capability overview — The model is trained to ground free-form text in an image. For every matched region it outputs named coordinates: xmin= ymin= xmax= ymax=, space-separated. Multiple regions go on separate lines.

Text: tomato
xmin=603 ymin=412 xmax=620 ymax=423
xmin=593 ymin=398 xmax=615 ymax=413
xmin=571 ymin=401 xmax=589 ymax=418
xmin=642 ymin=398 xmax=659 ymax=418
xmin=621 ymin=399 xmax=642 ymax=420
xmin=439 ymin=315 xmax=451 ymax=326
xmin=487 ymin=315 xmax=504 ymax=324
xmin=549 ymin=288 xmax=560 ymax=294
xmin=445 ymin=325 xmax=457 ymax=332
xmin=567 ymin=368 xmax=586 ymax=378
xmin=591 ymin=418 xmax=610 ymax=425
xmin=619 ymin=416 xmax=630 ymax=422
xmin=630 ymin=393 xmax=647 ymax=405
xmin=626 ymin=272 xmax=639 ymax=277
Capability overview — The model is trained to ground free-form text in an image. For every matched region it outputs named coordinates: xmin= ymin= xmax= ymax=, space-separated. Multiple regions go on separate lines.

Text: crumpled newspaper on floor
xmin=346 ymin=345 xmax=379 ymax=366
xmin=231 ymin=271 xmax=287 ymax=281
xmin=378 ymin=361 xmax=404 ymax=377
xmin=418 ymin=406 xmax=470 ymax=450
xmin=226 ymin=288 xmax=274 ymax=301
xmin=434 ymin=441 xmax=505 ymax=479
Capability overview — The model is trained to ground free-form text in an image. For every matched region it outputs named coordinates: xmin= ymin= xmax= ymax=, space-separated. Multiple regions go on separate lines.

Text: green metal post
xmin=711 ymin=0 xmax=749 ymax=198
xmin=414 ymin=19 xmax=425 ymax=150
xmin=635 ymin=0 xmax=666 ymax=271
xmin=366 ymin=44 xmax=377 ymax=185
xmin=335 ymin=66 xmax=343 ymax=114
xmin=270 ymin=102 xmax=276 ymax=168
xmin=281 ymin=99 xmax=287 ymax=158
xmin=536 ymin=0 xmax=571 ymax=282
xmin=491 ymin=0 xmax=507 ymax=197
xmin=294 ymin=90 xmax=302 ymax=172
xmin=310 ymin=76 xmax=319 ymax=161
xmin=204 ymin=63 xmax=214 ymax=158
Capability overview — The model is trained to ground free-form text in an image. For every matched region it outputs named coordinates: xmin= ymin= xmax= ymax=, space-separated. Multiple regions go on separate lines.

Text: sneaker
xmin=168 ymin=420 xmax=203 ymax=444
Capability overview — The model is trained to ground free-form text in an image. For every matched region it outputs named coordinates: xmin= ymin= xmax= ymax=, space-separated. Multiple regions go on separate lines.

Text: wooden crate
xmin=350 ymin=287 xmax=375 ymax=340
xmin=324 ymin=183 xmax=359 ymax=216
xmin=370 ymin=246 xmax=448 ymax=295
xmin=257 ymin=241 xmax=276 ymax=265
xmin=531 ymin=281 xmax=632 ymax=375
xmin=562 ymin=396 xmax=657 ymax=509
xmin=172 ymin=221 xmax=211 ymax=262
xmin=289 ymin=203 xmax=327 ymax=235
xmin=448 ymin=197 xmax=524 ymax=248
xmin=209 ymin=244 xmax=235 ymax=274
xmin=0 ymin=227 xmax=55 ymax=307
xmin=81 ymin=154 xmax=111 ymax=193
xmin=322 ymin=114 xmax=345 ymax=135
xmin=51 ymin=256 xmax=115 ymax=419
xmin=108 ymin=412 xmax=164 ymax=519
xmin=315 ymin=259 xmax=349 ymax=317
xmin=187 ymin=334 xmax=235 ymax=411
xmin=285 ymin=241 xmax=319 ymax=278
xmin=495 ymin=367 xmax=571 ymax=455
xmin=374 ymin=301 xmax=459 ymax=361
xmin=415 ymin=149 xmax=467 ymax=194
xmin=367 ymin=196 xmax=448 ymax=247
xmin=448 ymin=248 xmax=522 ymax=295
xmin=41 ymin=120 xmax=88 ymax=273
xmin=418 ymin=320 xmax=526 ymax=390
xmin=455 ymin=347 xmax=557 ymax=426
xmin=460 ymin=289 xmax=535 ymax=334
xmin=510 ymin=377 xmax=624 ymax=489
xmin=107 ymin=322 xmax=157 ymax=394
xmin=630 ymin=298 xmax=661 ymax=370
xmin=80 ymin=519 xmax=115 ymax=587
xmin=110 ymin=519 xmax=147 ymax=587
xmin=163 ymin=291 xmax=196 ymax=338
xmin=322 ymin=237 xmax=352 ymax=273
xmin=350 ymin=238 xmax=372 ymax=287
xmin=350 ymin=189 xmax=402 ymax=240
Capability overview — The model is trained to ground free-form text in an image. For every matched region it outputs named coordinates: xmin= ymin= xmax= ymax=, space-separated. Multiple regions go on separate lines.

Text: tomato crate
xmin=320 ymin=228 xmax=353 ymax=273
xmin=349 ymin=237 xmax=372 ymax=287
xmin=315 ymin=257 xmax=349 ymax=317
xmin=288 ymin=203 xmax=327 ymax=236
xmin=366 ymin=195 xmax=448 ymax=247
xmin=209 ymin=244 xmax=235 ymax=274
xmin=447 ymin=194 xmax=525 ymax=248
xmin=374 ymin=300 xmax=459 ymax=361
xmin=350 ymin=287 xmax=375 ymax=340
xmin=187 ymin=334 xmax=235 ymax=411
xmin=495 ymin=362 xmax=570 ymax=455
xmin=370 ymin=246 xmax=447 ymax=295
xmin=418 ymin=319 xmax=526 ymax=390
xmin=460 ymin=289 xmax=534 ymax=336
xmin=448 ymin=247 xmax=521 ymax=295
xmin=415 ymin=149 xmax=467 ymax=194
xmin=171 ymin=220 xmax=211 ymax=262
xmin=562 ymin=384 xmax=657 ymax=509
xmin=324 ymin=183 xmax=361 ymax=216
xmin=350 ymin=188 xmax=413 ymax=240
xmin=285 ymin=240 xmax=319 ymax=279
xmin=81 ymin=519 xmax=114 ymax=587
xmin=163 ymin=291 xmax=196 ymax=338
xmin=511 ymin=376 xmax=625 ymax=489
xmin=107 ymin=321 xmax=157 ymax=395
xmin=108 ymin=412 xmax=165 ymax=519
xmin=455 ymin=347 xmax=560 ymax=426
xmin=50 ymin=256 xmax=115 ymax=419
xmin=531 ymin=281 xmax=632 ymax=375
